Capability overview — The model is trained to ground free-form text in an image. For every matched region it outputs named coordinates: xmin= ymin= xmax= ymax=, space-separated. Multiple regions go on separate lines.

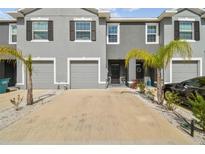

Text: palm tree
xmin=125 ymin=40 xmax=192 ymax=104
xmin=0 ymin=46 xmax=33 ymax=105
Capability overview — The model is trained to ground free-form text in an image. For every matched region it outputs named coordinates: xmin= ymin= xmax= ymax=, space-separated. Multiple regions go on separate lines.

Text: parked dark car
xmin=163 ymin=76 xmax=205 ymax=107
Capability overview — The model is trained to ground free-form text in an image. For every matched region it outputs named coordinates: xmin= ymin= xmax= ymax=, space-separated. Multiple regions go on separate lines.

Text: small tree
xmin=188 ymin=93 xmax=205 ymax=131
xmin=125 ymin=40 xmax=192 ymax=104
xmin=0 ymin=46 xmax=33 ymax=105
xmin=10 ymin=95 xmax=24 ymax=111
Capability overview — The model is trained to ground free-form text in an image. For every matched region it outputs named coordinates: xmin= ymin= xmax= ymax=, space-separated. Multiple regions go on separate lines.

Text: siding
xmin=0 ymin=22 xmax=16 ymax=48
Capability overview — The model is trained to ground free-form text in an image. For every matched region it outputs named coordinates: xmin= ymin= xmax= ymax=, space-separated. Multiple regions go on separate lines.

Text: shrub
xmin=10 ymin=95 xmax=23 ymax=111
xmin=165 ymin=91 xmax=180 ymax=111
xmin=138 ymin=82 xmax=145 ymax=93
xmin=188 ymin=93 xmax=205 ymax=131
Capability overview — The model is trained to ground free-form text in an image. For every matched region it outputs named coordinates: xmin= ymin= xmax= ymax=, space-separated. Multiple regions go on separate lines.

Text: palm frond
xmin=125 ymin=48 xmax=159 ymax=68
xmin=160 ymin=40 xmax=192 ymax=67
xmin=0 ymin=46 xmax=26 ymax=64
xmin=26 ymin=55 xmax=33 ymax=74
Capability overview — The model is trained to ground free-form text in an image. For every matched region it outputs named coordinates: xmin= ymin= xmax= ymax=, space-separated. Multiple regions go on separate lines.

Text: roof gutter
xmin=0 ymin=19 xmax=16 ymax=22
xmin=158 ymin=10 xmax=177 ymax=20
xmin=201 ymin=13 xmax=205 ymax=18
xmin=108 ymin=17 xmax=159 ymax=22
xmin=98 ymin=10 xmax=110 ymax=19
xmin=7 ymin=11 xmax=24 ymax=19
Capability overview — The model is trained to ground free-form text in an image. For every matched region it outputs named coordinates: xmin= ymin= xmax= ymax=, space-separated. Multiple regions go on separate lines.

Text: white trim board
xmin=177 ymin=17 xmax=196 ymax=21
xmin=73 ymin=17 xmax=93 ymax=21
xmin=30 ymin=17 xmax=49 ymax=21
xmin=16 ymin=57 xmax=68 ymax=86
xmin=169 ymin=57 xmax=203 ymax=83
xmin=67 ymin=57 xmax=106 ymax=85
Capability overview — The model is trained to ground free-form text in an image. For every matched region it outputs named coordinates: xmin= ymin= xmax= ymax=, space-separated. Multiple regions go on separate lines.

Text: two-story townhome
xmin=0 ymin=8 xmax=205 ymax=89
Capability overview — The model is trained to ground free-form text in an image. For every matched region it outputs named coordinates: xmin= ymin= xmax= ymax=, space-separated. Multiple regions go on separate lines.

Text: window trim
xmin=178 ymin=21 xmax=195 ymax=41
xmin=145 ymin=23 xmax=159 ymax=44
xmin=107 ymin=23 xmax=120 ymax=45
xmin=74 ymin=21 xmax=92 ymax=42
xmin=31 ymin=21 xmax=49 ymax=41
xmin=9 ymin=23 xmax=17 ymax=44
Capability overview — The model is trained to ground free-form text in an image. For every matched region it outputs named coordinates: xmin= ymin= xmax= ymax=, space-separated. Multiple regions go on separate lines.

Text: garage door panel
xmin=70 ymin=61 xmax=98 ymax=89
xmin=172 ymin=61 xmax=199 ymax=83
xmin=32 ymin=61 xmax=54 ymax=89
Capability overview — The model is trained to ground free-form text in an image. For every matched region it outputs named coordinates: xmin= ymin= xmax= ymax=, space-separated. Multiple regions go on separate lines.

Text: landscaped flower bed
xmin=133 ymin=84 xmax=205 ymax=144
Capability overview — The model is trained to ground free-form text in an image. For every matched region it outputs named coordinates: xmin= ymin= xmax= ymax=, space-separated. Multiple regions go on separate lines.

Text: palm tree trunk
xmin=156 ymin=68 xmax=163 ymax=104
xmin=27 ymin=69 xmax=33 ymax=105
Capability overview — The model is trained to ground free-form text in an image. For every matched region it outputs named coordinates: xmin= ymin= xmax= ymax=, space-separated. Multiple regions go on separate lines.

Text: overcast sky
xmin=0 ymin=8 xmax=167 ymax=19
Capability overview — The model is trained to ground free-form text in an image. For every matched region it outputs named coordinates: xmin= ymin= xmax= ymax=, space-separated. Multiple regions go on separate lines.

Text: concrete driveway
xmin=0 ymin=88 xmax=194 ymax=144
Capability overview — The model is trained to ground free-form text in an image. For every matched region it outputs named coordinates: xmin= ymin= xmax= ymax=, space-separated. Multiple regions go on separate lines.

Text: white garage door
xmin=172 ymin=60 xmax=199 ymax=83
xmin=32 ymin=61 xmax=54 ymax=89
xmin=70 ymin=61 xmax=98 ymax=89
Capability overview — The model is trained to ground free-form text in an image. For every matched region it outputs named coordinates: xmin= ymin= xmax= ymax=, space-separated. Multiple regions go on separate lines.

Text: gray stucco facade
xmin=16 ymin=8 xmax=107 ymax=89
xmin=0 ymin=21 xmax=16 ymax=84
xmin=1 ymin=8 xmax=205 ymax=89
xmin=106 ymin=22 xmax=160 ymax=82
xmin=162 ymin=9 xmax=205 ymax=83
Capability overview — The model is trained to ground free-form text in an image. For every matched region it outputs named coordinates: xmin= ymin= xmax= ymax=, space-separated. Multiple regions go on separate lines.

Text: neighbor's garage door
xmin=70 ymin=61 xmax=98 ymax=89
xmin=172 ymin=60 xmax=199 ymax=83
xmin=32 ymin=61 xmax=54 ymax=89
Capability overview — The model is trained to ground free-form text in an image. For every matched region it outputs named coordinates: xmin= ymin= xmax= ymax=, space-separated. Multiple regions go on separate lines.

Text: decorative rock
xmin=0 ymin=90 xmax=62 ymax=131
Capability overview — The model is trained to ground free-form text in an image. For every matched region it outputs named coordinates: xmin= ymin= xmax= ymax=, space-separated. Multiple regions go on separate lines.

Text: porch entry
xmin=136 ymin=60 xmax=144 ymax=82
xmin=136 ymin=60 xmax=156 ymax=86
xmin=108 ymin=60 xmax=127 ymax=84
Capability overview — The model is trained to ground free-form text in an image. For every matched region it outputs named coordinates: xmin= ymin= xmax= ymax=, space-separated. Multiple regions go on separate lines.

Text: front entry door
xmin=111 ymin=64 xmax=120 ymax=84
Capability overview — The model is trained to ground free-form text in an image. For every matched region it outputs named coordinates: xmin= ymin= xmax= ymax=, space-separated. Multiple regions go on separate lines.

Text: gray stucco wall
xmin=16 ymin=8 xmax=107 ymax=89
xmin=106 ymin=22 xmax=160 ymax=81
xmin=0 ymin=22 xmax=16 ymax=48
xmin=0 ymin=22 xmax=16 ymax=80
xmin=163 ymin=9 xmax=205 ymax=83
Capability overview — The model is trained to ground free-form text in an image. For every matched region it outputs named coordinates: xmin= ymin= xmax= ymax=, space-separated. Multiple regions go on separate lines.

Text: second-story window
xmin=179 ymin=21 xmax=194 ymax=40
xmin=146 ymin=23 xmax=159 ymax=44
xmin=107 ymin=23 xmax=120 ymax=44
xmin=9 ymin=24 xmax=17 ymax=44
xmin=32 ymin=21 xmax=48 ymax=40
xmin=75 ymin=21 xmax=91 ymax=41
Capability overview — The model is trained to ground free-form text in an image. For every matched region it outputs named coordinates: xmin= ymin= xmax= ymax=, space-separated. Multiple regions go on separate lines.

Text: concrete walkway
xmin=0 ymin=88 xmax=194 ymax=144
